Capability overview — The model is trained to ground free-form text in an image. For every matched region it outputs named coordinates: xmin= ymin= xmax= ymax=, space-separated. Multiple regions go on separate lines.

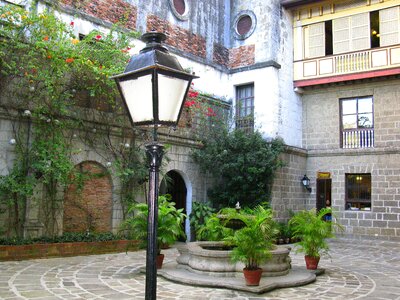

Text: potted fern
xmin=223 ymin=206 xmax=277 ymax=286
xmin=122 ymin=195 xmax=186 ymax=269
xmin=289 ymin=207 xmax=343 ymax=270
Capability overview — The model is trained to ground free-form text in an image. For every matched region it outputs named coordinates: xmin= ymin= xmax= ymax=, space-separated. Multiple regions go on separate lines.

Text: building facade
xmin=1 ymin=0 xmax=399 ymax=240
xmin=283 ymin=0 xmax=400 ymax=240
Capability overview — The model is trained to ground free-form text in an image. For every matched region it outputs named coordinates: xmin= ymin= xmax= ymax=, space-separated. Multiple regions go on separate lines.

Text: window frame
xmin=235 ymin=83 xmax=254 ymax=132
xmin=340 ymin=96 xmax=374 ymax=131
xmin=345 ymin=173 xmax=372 ymax=211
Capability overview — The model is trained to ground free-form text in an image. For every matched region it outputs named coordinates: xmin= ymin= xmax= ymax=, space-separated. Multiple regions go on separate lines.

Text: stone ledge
xmin=158 ymin=262 xmax=322 ymax=294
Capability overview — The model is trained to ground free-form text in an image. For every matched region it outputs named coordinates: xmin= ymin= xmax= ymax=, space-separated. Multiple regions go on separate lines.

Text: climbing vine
xmin=0 ymin=4 xmax=142 ymax=237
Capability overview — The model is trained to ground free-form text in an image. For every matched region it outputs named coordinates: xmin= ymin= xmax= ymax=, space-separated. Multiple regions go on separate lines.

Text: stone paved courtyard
xmin=0 ymin=237 xmax=399 ymax=299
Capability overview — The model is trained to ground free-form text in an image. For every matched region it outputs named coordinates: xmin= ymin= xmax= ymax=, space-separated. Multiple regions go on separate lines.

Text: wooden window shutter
xmin=333 ymin=16 xmax=351 ymax=54
xmin=380 ymin=6 xmax=400 ymax=47
xmin=351 ymin=12 xmax=370 ymax=51
xmin=307 ymin=22 xmax=325 ymax=58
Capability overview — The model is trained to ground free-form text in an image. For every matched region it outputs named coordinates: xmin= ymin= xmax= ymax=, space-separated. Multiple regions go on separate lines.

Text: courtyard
xmin=0 ymin=237 xmax=399 ymax=300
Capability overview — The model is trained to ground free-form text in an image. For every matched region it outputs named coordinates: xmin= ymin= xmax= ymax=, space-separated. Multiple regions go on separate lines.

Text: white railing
xmin=334 ymin=51 xmax=370 ymax=73
xmin=294 ymin=44 xmax=400 ymax=82
xmin=342 ymin=128 xmax=374 ymax=149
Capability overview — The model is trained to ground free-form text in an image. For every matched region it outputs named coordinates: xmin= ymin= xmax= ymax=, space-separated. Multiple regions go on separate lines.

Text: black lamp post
xmin=301 ymin=174 xmax=312 ymax=192
xmin=112 ymin=32 xmax=198 ymax=300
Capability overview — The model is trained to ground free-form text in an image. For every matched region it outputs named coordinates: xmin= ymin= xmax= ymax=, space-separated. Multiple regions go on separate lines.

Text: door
xmin=316 ymin=178 xmax=332 ymax=220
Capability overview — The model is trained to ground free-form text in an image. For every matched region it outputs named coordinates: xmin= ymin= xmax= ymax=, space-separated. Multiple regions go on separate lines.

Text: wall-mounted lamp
xmin=301 ymin=174 xmax=312 ymax=192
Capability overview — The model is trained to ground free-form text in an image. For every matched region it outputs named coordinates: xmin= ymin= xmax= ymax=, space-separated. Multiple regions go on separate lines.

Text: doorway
xmin=316 ymin=177 xmax=332 ymax=221
xmin=160 ymin=170 xmax=187 ymax=213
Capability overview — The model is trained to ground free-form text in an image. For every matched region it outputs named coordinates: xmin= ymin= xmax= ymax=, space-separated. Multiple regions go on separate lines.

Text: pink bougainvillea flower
xmin=184 ymin=100 xmax=196 ymax=108
xmin=188 ymin=90 xmax=199 ymax=98
xmin=65 ymin=58 xmax=74 ymax=63
xmin=206 ymin=107 xmax=216 ymax=117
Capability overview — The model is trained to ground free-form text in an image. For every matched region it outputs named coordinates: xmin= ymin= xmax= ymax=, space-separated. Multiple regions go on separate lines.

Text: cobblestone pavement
xmin=0 ymin=238 xmax=399 ymax=300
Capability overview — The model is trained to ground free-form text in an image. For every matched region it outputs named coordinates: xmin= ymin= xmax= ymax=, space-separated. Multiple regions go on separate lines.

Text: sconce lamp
xmin=301 ymin=174 xmax=312 ymax=192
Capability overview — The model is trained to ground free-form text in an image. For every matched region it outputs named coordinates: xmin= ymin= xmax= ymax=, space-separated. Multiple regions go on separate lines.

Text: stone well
xmin=176 ymin=241 xmax=291 ymax=277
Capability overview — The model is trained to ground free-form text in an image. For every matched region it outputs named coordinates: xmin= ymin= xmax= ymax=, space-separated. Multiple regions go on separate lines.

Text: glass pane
xmin=342 ymin=99 xmax=357 ymax=114
xmin=358 ymin=97 xmax=372 ymax=113
xmin=237 ymin=88 xmax=243 ymax=98
xmin=346 ymin=174 xmax=371 ymax=201
xmin=358 ymin=113 xmax=373 ymax=128
xmin=158 ymin=74 xmax=189 ymax=122
xmin=342 ymin=115 xmax=357 ymax=129
xmin=119 ymin=75 xmax=153 ymax=123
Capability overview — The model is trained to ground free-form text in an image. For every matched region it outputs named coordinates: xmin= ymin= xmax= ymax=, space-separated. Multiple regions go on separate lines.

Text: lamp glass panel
xmin=158 ymin=73 xmax=190 ymax=122
xmin=119 ymin=74 xmax=153 ymax=123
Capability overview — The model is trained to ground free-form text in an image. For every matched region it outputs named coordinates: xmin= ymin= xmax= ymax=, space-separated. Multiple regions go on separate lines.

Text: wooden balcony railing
xmin=341 ymin=128 xmax=374 ymax=149
xmin=294 ymin=45 xmax=400 ymax=83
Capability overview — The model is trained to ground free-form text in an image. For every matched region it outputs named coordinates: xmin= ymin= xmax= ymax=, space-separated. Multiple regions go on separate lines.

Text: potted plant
xmin=289 ymin=207 xmax=343 ymax=270
xmin=122 ymin=194 xmax=186 ymax=269
xmin=223 ymin=206 xmax=277 ymax=286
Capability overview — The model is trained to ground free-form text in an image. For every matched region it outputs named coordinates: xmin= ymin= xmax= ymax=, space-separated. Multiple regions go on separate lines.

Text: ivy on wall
xmin=0 ymin=4 xmax=145 ymax=237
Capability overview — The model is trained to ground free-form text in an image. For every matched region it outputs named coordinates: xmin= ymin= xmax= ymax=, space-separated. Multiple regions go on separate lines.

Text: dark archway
xmin=160 ymin=170 xmax=187 ymax=213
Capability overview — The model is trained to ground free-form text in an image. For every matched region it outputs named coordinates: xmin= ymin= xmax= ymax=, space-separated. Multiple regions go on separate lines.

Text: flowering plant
xmin=0 ymin=4 xmax=140 ymax=237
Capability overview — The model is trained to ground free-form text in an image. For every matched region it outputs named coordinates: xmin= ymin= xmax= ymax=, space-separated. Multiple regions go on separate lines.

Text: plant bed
xmin=0 ymin=240 xmax=139 ymax=261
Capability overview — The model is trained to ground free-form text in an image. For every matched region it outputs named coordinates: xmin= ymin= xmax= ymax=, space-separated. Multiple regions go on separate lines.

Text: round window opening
xmin=169 ymin=0 xmax=189 ymax=20
xmin=173 ymin=0 xmax=186 ymax=15
xmin=237 ymin=15 xmax=252 ymax=36
xmin=233 ymin=10 xmax=256 ymax=40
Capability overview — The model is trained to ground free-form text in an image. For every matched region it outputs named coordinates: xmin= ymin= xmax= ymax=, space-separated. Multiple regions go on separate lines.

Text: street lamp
xmin=112 ymin=32 xmax=197 ymax=300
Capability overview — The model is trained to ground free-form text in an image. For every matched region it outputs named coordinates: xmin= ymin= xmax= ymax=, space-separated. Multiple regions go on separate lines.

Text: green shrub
xmin=121 ymin=195 xmax=186 ymax=255
xmin=0 ymin=232 xmax=123 ymax=246
xmin=189 ymin=201 xmax=215 ymax=240
xmin=289 ymin=208 xmax=343 ymax=258
xmin=192 ymin=129 xmax=285 ymax=208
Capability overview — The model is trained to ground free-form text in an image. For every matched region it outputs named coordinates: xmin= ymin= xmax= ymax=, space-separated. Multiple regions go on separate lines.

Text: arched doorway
xmin=160 ymin=170 xmax=192 ymax=240
xmin=63 ymin=161 xmax=112 ymax=233
xmin=160 ymin=170 xmax=187 ymax=213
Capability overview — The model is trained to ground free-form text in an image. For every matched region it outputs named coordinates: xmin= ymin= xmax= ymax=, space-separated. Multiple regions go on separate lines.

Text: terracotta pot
xmin=243 ymin=268 xmax=263 ymax=286
xmin=156 ymin=254 xmax=165 ymax=269
xmin=304 ymin=255 xmax=320 ymax=270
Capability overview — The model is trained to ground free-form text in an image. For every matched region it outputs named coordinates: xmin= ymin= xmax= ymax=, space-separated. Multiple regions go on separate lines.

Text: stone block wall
xmin=302 ymin=78 xmax=400 ymax=240
xmin=270 ymin=147 xmax=308 ymax=221
xmin=307 ymin=151 xmax=400 ymax=241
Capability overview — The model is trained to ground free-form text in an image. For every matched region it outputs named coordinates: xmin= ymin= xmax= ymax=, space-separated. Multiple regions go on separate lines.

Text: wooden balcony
xmin=294 ymin=45 xmax=400 ymax=87
xmin=341 ymin=128 xmax=374 ymax=149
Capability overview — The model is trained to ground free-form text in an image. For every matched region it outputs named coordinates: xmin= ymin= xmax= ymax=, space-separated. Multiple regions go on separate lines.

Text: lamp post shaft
xmin=145 ymin=143 xmax=164 ymax=300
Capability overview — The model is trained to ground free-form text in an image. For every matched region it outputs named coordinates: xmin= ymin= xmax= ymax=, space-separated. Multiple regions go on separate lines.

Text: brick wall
xmin=229 ymin=45 xmax=255 ymax=69
xmin=147 ymin=15 xmax=206 ymax=59
xmin=213 ymin=43 xmax=229 ymax=68
xmin=60 ymin=0 xmax=137 ymax=30
xmin=63 ymin=161 xmax=112 ymax=233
